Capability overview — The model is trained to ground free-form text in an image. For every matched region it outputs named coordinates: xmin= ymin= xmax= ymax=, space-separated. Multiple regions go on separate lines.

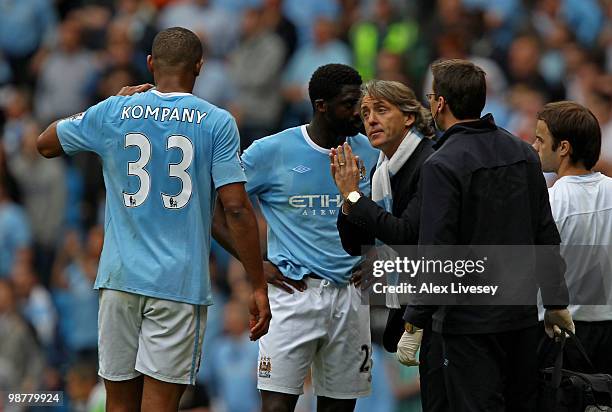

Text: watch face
xmin=348 ymin=192 xmax=361 ymax=203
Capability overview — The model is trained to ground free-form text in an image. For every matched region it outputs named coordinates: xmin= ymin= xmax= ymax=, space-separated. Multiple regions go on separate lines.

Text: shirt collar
xmin=433 ymin=113 xmax=497 ymax=150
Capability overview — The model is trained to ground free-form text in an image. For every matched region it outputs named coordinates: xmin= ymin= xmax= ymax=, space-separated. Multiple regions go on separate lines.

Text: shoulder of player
xmin=249 ymin=127 xmax=302 ymax=150
xmin=548 ymin=181 xmax=572 ymax=222
xmin=241 ymin=127 xmax=303 ymax=165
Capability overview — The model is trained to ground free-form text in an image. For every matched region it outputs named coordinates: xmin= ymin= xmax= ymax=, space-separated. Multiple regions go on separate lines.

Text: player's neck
xmin=153 ymin=76 xmax=194 ymax=94
xmin=307 ymin=119 xmax=345 ymax=149
xmin=556 ymin=160 xmax=591 ymax=179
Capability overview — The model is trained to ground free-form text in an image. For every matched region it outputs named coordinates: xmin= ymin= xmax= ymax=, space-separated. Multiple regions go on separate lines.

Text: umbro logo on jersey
xmin=292 ymin=165 xmax=311 ymax=174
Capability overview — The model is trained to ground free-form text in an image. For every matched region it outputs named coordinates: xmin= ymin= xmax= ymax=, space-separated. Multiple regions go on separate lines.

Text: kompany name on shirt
xmin=120 ymin=105 xmax=208 ymax=124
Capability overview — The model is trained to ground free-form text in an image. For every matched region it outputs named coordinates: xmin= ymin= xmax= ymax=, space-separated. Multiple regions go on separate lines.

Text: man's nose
xmin=366 ymin=113 xmax=377 ymax=125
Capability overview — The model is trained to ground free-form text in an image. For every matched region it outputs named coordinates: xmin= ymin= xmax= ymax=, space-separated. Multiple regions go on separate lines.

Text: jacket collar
xmin=433 ymin=113 xmax=497 ymax=150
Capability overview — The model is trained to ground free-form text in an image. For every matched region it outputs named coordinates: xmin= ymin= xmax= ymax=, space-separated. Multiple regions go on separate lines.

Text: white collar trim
xmin=301 ymin=125 xmax=332 ymax=154
xmin=151 ymin=90 xmax=192 ymax=98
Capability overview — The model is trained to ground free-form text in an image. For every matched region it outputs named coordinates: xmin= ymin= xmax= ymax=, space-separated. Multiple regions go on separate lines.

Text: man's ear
xmin=405 ymin=113 xmax=415 ymax=128
xmin=195 ymin=57 xmax=204 ymax=77
xmin=559 ymin=140 xmax=572 ymax=158
xmin=146 ymin=55 xmax=154 ymax=75
xmin=437 ymin=96 xmax=446 ymax=114
xmin=314 ymin=98 xmax=327 ymax=113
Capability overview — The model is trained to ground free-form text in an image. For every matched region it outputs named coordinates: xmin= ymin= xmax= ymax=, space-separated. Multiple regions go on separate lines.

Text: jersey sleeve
xmin=241 ymin=139 xmax=271 ymax=197
xmin=56 ymin=98 xmax=113 ymax=156
xmin=211 ymin=113 xmax=247 ymax=189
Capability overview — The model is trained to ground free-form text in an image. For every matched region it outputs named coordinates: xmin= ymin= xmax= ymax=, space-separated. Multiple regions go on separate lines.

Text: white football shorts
xmin=257 ymin=277 xmax=372 ymax=399
xmin=98 ymin=288 xmax=207 ymax=385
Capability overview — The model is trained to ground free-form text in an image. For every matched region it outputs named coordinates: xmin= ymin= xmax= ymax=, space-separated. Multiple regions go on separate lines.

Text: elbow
xmin=37 ymin=136 xmax=53 ymax=158
xmin=37 ymin=122 xmax=62 ymax=158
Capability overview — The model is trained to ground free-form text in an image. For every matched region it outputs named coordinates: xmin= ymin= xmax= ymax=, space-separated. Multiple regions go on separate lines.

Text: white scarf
xmin=371 ymin=128 xmax=423 ymax=212
xmin=371 ymin=128 xmax=423 ymax=308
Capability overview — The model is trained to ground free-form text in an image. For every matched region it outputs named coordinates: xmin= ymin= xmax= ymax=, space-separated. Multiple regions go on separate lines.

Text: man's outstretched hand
xmin=249 ymin=287 xmax=271 ymax=341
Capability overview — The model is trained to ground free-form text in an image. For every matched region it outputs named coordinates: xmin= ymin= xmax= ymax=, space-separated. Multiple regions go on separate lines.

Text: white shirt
xmin=545 ymin=172 xmax=612 ymax=321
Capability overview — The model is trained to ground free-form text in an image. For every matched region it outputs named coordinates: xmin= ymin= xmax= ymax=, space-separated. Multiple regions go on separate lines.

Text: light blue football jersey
xmin=243 ymin=125 xmax=379 ymax=284
xmin=57 ymin=90 xmax=246 ymax=305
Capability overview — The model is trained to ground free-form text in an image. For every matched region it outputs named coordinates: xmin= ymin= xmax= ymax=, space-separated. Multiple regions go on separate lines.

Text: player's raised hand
xmin=263 ymin=261 xmax=306 ymax=293
xmin=249 ymin=287 xmax=271 ymax=341
xmin=116 ymin=83 xmax=154 ymax=96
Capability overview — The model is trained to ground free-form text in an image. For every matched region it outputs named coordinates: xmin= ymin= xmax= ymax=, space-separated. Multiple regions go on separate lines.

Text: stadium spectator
xmin=11 ymin=259 xmax=57 ymax=350
xmin=593 ymin=92 xmax=612 ymax=176
xmin=96 ymin=17 xmax=149 ymax=85
xmin=206 ymin=299 xmax=260 ymax=412
xmin=349 ymin=0 xmax=425 ymax=82
xmin=534 ymin=0 xmax=604 ymax=48
xmin=462 ymin=0 xmax=525 ymax=55
xmin=0 ymin=278 xmax=45 ymax=393
xmin=157 ymin=0 xmax=238 ymax=58
xmin=113 ymin=0 xmax=158 ymax=57
xmin=375 ymin=51 xmax=412 ymax=86
xmin=33 ymin=16 xmax=98 ymax=125
xmin=228 ymin=6 xmax=286 ymax=149
xmin=533 ymin=101 xmax=612 ymax=375
xmin=7 ymin=120 xmax=66 ymax=283
xmin=282 ymin=17 xmax=352 ymax=126
xmin=1 ymin=87 xmax=34 ymax=157
xmin=506 ymin=33 xmax=565 ymax=101
xmin=192 ymin=38 xmax=237 ymax=109
xmin=51 ymin=227 xmax=101 ymax=356
xmin=507 ymin=84 xmax=546 ymax=142
xmin=0 ymin=176 xmax=31 ymax=278
xmin=0 ymin=0 xmax=58 ymax=85
xmin=261 ymin=0 xmax=299 ymax=65
xmin=65 ymin=358 xmax=105 ymax=412
xmin=95 ymin=66 xmax=142 ymax=102
xmin=282 ymin=0 xmax=340 ymax=45
xmin=602 ymin=0 xmax=612 ymax=73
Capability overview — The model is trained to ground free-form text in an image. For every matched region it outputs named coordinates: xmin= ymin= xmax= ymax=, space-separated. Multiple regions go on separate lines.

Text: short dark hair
xmin=152 ymin=27 xmax=202 ymax=71
xmin=431 ymin=59 xmax=486 ymax=119
xmin=308 ymin=64 xmax=362 ymax=109
xmin=537 ymin=101 xmax=601 ymax=169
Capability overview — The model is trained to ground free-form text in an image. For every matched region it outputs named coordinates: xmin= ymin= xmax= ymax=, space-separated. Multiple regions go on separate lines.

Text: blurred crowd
xmin=0 ymin=0 xmax=611 ymax=411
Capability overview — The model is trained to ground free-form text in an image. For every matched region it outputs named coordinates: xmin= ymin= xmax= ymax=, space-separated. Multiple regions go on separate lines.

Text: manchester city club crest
xmin=258 ymin=356 xmax=272 ymax=378
xmin=359 ymin=159 xmax=367 ymax=180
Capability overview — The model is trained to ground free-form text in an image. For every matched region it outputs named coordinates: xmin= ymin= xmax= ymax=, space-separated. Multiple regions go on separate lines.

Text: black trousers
xmin=438 ymin=326 xmax=540 ymax=412
xmin=419 ymin=326 xmax=448 ymax=412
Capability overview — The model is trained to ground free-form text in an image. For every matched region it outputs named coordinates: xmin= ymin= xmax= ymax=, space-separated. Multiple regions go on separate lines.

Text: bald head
xmin=151 ymin=27 xmax=203 ymax=73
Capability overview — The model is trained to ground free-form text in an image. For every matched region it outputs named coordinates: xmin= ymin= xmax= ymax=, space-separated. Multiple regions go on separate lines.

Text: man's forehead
xmin=535 ymin=119 xmax=549 ymax=132
xmin=361 ymin=95 xmax=391 ymax=107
